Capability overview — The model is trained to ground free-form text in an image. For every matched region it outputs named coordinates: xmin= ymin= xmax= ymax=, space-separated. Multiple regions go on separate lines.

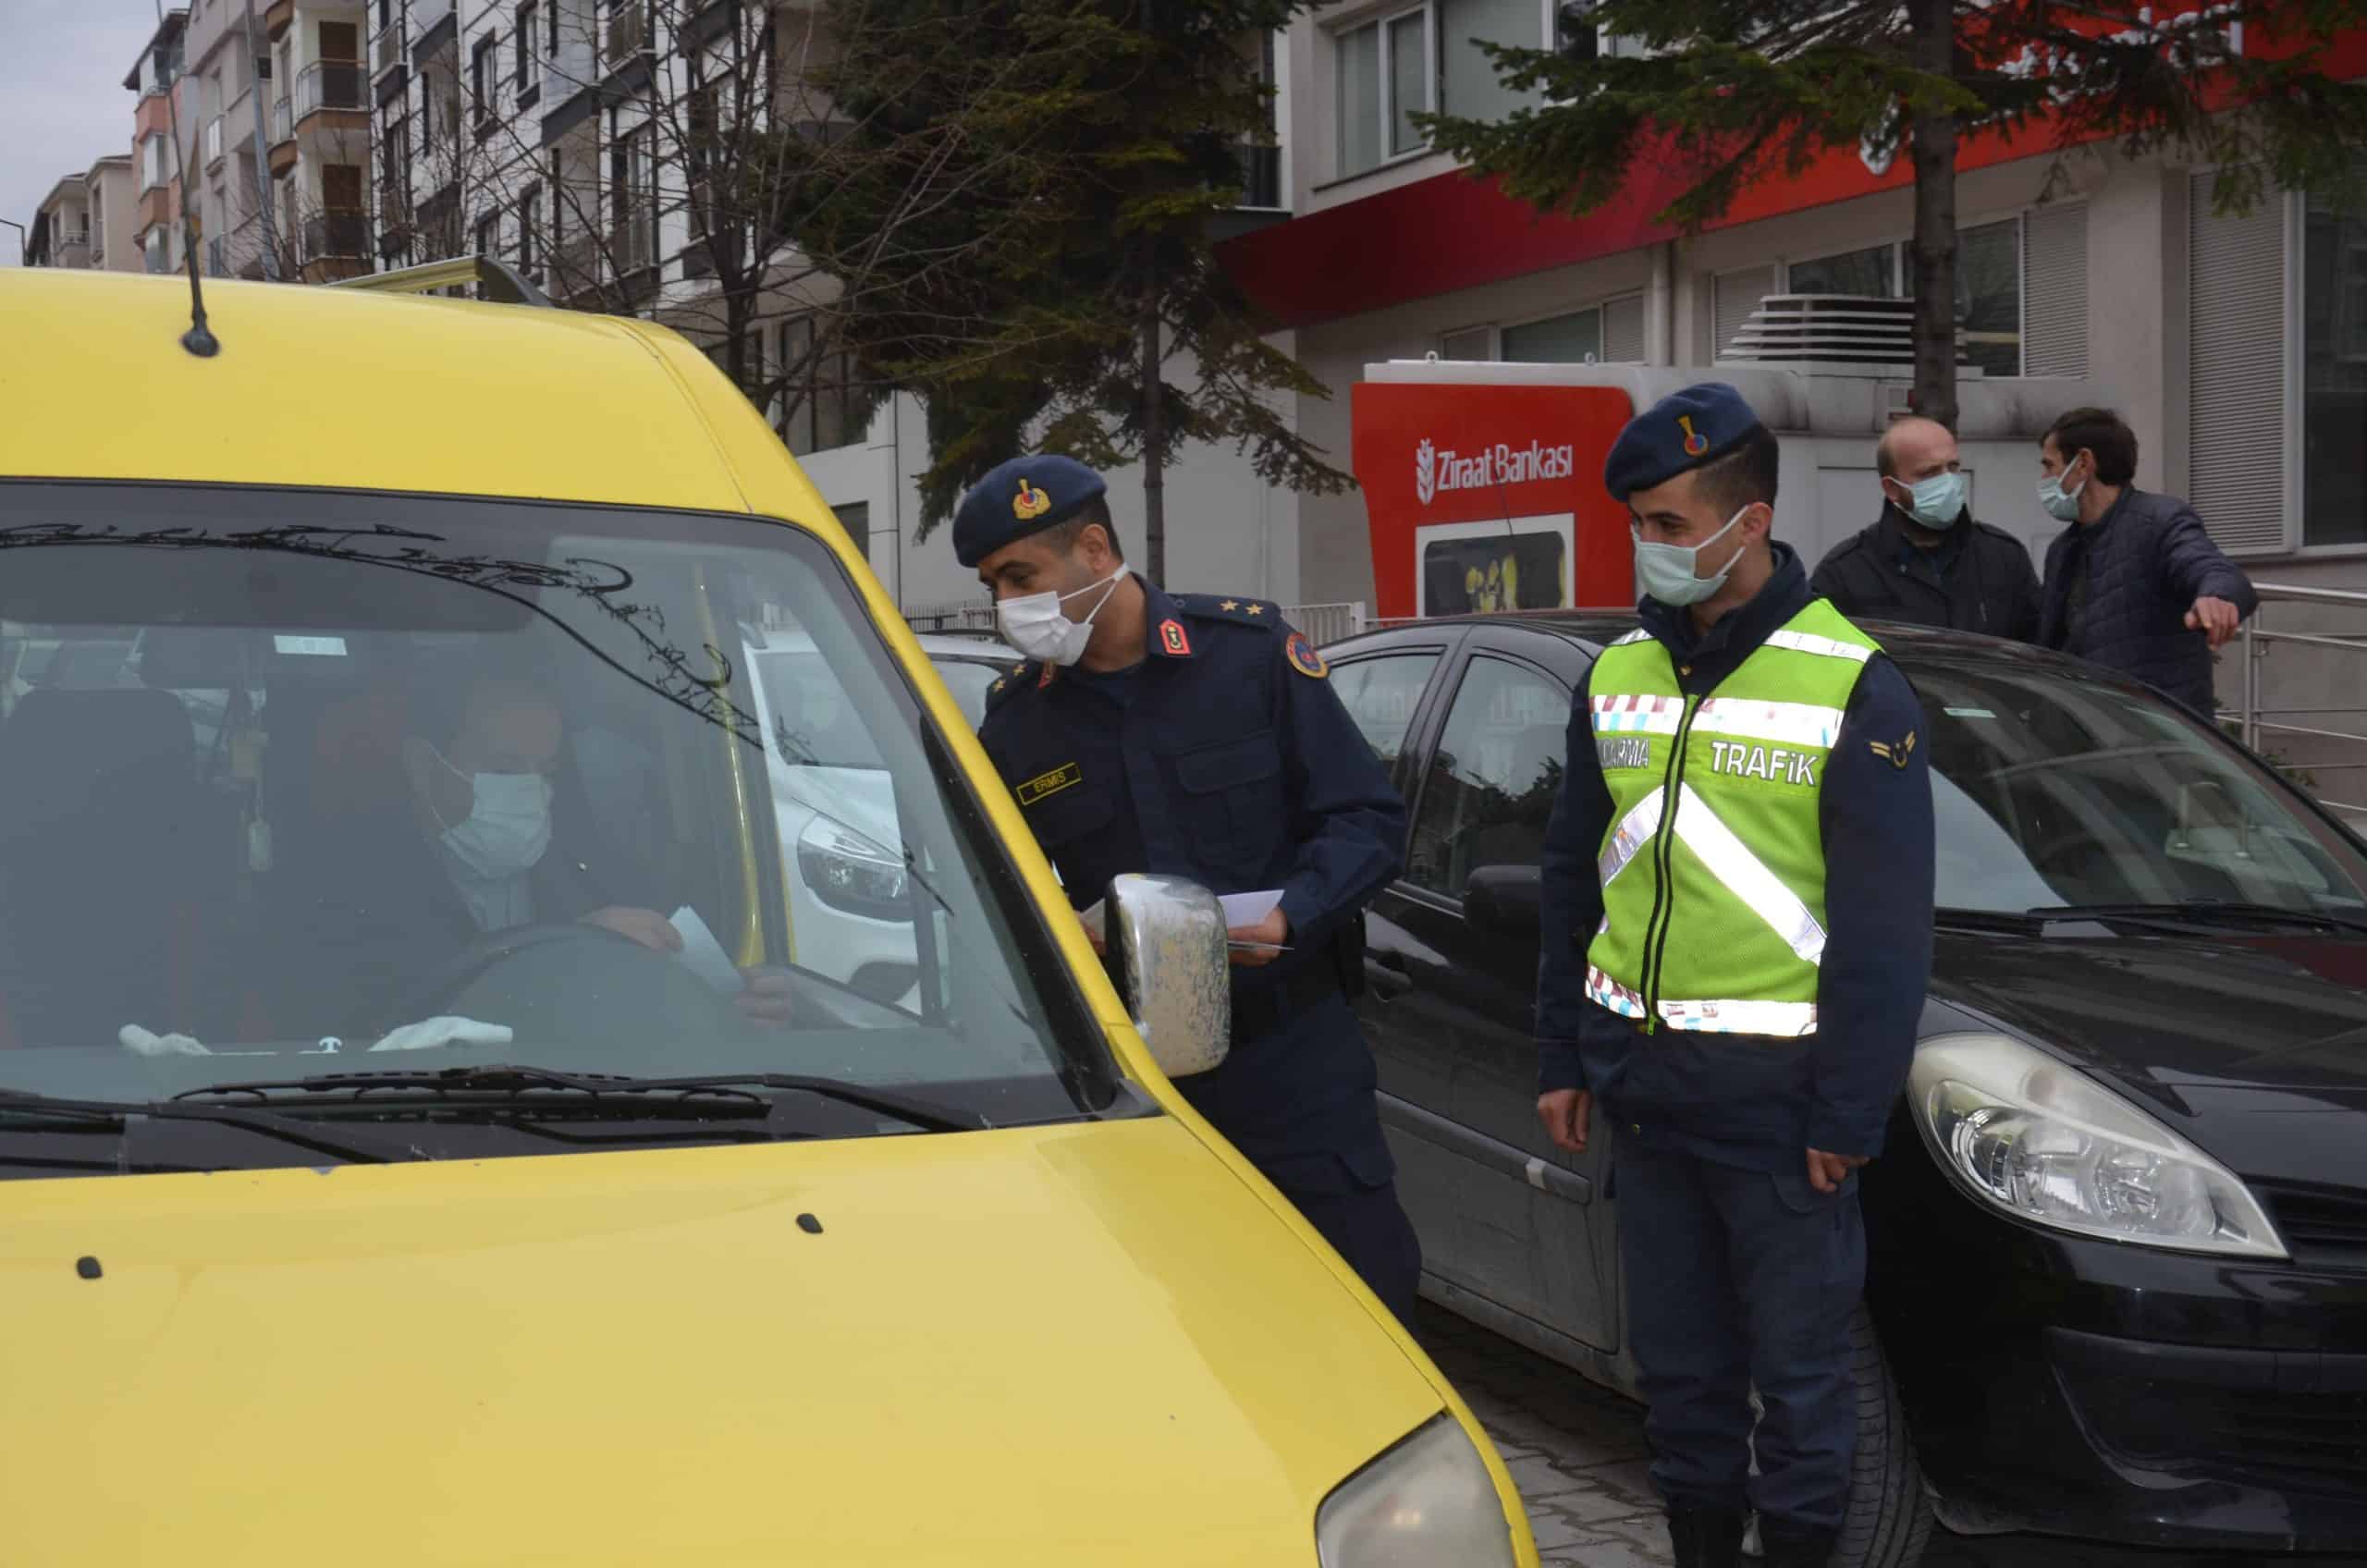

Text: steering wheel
xmin=378 ymin=922 xmax=717 ymax=1042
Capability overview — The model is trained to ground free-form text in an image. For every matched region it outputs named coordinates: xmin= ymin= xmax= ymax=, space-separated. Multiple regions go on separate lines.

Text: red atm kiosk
xmin=1349 ymin=367 xmax=1641 ymax=620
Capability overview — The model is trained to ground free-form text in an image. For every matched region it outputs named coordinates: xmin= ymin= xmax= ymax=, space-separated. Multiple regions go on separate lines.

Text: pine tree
xmin=791 ymin=0 xmax=1351 ymax=580
xmin=1425 ymin=2 xmax=2367 ymax=429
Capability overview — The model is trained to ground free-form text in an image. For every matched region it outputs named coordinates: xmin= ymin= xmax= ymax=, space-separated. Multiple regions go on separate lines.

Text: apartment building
xmin=365 ymin=3 xmax=872 ymax=488
xmin=124 ymin=9 xmax=193 ymax=276
xmin=28 ymin=160 xmax=143 ymax=274
xmin=28 ymin=177 xmax=92 ymax=270
xmin=264 ymin=0 xmax=377 ymax=282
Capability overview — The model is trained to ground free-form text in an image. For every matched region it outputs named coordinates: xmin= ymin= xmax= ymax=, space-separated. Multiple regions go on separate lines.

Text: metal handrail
xmin=2226 ymin=583 xmax=2367 ymax=817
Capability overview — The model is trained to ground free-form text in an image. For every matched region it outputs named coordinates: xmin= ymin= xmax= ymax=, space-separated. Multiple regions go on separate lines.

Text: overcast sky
xmin=1 ymin=1 xmax=168 ymax=263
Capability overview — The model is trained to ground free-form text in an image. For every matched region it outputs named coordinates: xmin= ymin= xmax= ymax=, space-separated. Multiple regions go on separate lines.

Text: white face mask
xmin=1632 ymin=504 xmax=1753 ymax=608
xmin=434 ymin=750 xmax=553 ymax=879
xmin=995 ymin=566 xmax=1125 ymax=666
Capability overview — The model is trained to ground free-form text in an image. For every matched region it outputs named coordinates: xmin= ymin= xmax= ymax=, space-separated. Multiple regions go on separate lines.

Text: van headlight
xmin=1908 ymin=1033 xmax=2286 ymax=1258
xmin=1316 ymin=1415 xmax=1518 ymax=1568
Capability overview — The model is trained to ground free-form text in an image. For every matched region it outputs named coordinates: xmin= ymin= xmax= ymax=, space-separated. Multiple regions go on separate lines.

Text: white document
xmin=670 ymin=905 xmax=748 ymax=993
xmin=1072 ymin=889 xmax=1284 ymax=944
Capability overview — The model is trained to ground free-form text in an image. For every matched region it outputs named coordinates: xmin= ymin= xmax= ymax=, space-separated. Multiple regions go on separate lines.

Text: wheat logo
xmin=1416 ymin=438 xmax=1437 ymax=505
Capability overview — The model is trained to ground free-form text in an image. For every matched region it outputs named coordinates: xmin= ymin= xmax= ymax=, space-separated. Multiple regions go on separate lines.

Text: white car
xmin=744 ymin=629 xmax=1020 ymax=1008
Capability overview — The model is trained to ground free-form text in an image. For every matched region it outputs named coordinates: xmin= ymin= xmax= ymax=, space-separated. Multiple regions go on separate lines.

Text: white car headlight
xmin=1315 ymin=1415 xmax=1519 ymax=1568
xmin=1908 ymin=1032 xmax=2286 ymax=1258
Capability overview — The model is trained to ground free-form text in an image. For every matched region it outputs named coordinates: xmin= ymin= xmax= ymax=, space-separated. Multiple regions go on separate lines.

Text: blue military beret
xmin=952 ymin=454 xmax=1110 ymax=568
xmin=1603 ymin=382 xmax=1767 ymax=503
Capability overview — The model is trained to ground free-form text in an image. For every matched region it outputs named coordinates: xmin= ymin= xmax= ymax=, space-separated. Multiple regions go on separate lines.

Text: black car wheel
xmin=1832 ymin=1304 xmax=1934 ymax=1568
xmin=1742 ymin=1305 xmax=1934 ymax=1566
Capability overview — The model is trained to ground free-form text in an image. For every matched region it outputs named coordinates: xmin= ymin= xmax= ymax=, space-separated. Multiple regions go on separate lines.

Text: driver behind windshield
xmin=267 ymin=661 xmax=791 ymax=1042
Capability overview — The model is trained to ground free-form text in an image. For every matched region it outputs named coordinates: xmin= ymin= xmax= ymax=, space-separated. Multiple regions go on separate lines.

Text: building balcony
xmin=204 ymin=114 xmax=226 ymax=170
xmin=264 ymin=0 xmax=294 ymax=42
xmin=552 ymin=229 xmax=602 ymax=291
xmin=305 ymin=210 xmax=370 ymax=260
xmin=610 ymin=207 xmax=655 ymax=274
xmin=297 ymin=60 xmax=367 ymax=120
xmin=605 ymin=0 xmax=650 ymax=70
xmin=53 ymin=238 xmax=92 ymax=268
xmin=372 ymin=18 xmax=404 ymax=79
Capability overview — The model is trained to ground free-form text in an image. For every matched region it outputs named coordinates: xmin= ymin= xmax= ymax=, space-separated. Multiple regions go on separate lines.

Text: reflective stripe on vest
xmin=1583 ymin=600 xmax=1879 ymax=1036
xmin=1585 ymin=964 xmax=1820 ymax=1036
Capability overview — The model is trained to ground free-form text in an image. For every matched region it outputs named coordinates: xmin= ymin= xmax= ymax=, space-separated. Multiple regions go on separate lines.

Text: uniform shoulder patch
xmin=985 ymin=663 xmax=1038 ymax=717
xmin=1867 ymin=728 xmax=1918 ymax=768
xmin=1184 ymin=595 xmax=1281 ymax=627
xmin=1284 ymin=631 xmax=1329 ymax=680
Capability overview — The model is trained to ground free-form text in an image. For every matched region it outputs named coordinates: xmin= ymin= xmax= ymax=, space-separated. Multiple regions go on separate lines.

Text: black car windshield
xmin=1906 ymin=656 xmax=2367 ymax=918
xmin=0 ymin=484 xmax=1114 ymax=1152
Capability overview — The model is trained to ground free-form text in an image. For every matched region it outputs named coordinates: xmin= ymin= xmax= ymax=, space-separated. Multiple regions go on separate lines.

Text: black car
xmin=1322 ymin=614 xmax=2367 ymax=1565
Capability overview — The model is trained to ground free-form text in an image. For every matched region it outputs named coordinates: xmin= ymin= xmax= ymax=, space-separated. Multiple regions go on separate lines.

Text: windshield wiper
xmin=0 ymin=1089 xmax=411 ymax=1165
xmin=2026 ymin=900 xmax=2367 ymax=937
xmin=175 ymin=1065 xmax=987 ymax=1133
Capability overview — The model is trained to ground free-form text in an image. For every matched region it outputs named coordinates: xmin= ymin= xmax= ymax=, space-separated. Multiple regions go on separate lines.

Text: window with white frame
xmin=1710 ymin=215 xmax=2056 ymax=376
xmin=1334 ymin=0 xmax=1554 ymax=178
xmin=1441 ymin=294 xmax=1646 ymax=364
xmin=142 ymin=133 xmax=170 ymax=192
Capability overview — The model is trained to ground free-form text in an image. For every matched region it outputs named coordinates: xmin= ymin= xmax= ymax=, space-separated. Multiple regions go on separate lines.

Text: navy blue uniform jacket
xmin=978 ymin=577 xmax=1407 ymax=1160
xmin=1534 ymin=545 xmax=1936 ymax=1166
xmin=2036 ymin=486 xmax=2256 ymax=717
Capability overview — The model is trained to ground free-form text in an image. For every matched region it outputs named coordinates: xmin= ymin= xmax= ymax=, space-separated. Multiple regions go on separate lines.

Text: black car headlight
xmin=1315 ymin=1415 xmax=1520 ymax=1568
xmin=1908 ymin=1032 xmax=2286 ymax=1259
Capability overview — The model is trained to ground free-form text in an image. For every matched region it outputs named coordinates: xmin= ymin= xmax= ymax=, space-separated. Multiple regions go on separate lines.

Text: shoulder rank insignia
xmin=1159 ymin=619 xmax=1191 ymax=656
xmin=1868 ymin=729 xmax=1918 ymax=768
xmin=1285 ymin=631 xmax=1329 ymax=680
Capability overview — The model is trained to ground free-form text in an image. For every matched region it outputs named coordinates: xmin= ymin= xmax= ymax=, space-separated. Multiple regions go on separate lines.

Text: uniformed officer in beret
xmin=952 ymin=453 xmax=1422 ymax=1321
xmin=1533 ymin=385 xmax=1934 ymax=1567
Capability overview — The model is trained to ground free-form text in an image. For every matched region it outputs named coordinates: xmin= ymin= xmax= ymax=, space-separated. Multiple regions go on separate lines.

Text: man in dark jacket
xmin=2035 ymin=407 xmax=2256 ymax=717
xmin=1809 ymin=416 xmax=2040 ymax=640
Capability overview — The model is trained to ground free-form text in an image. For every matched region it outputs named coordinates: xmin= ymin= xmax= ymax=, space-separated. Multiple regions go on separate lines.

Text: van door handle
xmin=1365 ymin=952 xmax=1413 ymax=998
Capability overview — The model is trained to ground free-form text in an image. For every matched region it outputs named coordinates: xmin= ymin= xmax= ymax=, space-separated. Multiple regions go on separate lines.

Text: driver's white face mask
xmin=433 ymin=749 xmax=553 ymax=879
xmin=995 ymin=566 xmax=1126 ymax=666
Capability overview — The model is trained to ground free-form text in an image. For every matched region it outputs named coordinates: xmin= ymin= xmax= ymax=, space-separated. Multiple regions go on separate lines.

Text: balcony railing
xmin=204 ymin=115 xmax=226 ymax=168
xmin=272 ymin=95 xmax=293 ymax=142
xmin=1235 ymin=143 xmax=1282 ymax=210
xmin=609 ymin=207 xmax=654 ymax=273
xmin=372 ymin=18 xmax=404 ymax=77
xmin=53 ymin=239 xmax=92 ymax=268
xmin=297 ymin=60 xmax=366 ymax=118
xmin=305 ymin=211 xmax=370 ymax=259
xmin=553 ymin=230 xmax=601 ymax=288
xmin=605 ymin=0 xmax=648 ymax=68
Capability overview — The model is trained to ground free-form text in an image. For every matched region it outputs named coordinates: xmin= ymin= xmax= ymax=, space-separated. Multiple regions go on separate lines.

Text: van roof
xmin=0 ymin=269 xmax=770 ymax=517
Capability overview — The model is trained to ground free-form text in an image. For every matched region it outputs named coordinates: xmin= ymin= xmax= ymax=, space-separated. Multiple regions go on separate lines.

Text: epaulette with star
xmin=984 ymin=660 xmax=1045 ymax=716
xmin=1171 ymin=594 xmax=1282 ymax=629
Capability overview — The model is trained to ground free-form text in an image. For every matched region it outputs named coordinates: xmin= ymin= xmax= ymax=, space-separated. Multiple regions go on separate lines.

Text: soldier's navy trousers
xmin=1614 ymin=1140 xmax=1869 ymax=1532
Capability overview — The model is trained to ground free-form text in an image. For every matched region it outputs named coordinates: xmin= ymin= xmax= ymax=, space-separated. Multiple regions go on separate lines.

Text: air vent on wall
xmin=1719 ymin=294 xmax=1980 ymax=377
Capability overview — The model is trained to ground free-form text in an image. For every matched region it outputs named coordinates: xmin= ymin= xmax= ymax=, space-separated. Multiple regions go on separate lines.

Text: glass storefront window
xmin=2303 ymin=190 xmax=2367 ymax=547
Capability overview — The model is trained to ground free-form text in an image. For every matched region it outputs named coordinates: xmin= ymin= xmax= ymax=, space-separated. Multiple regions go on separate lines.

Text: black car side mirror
xmin=1465 ymin=864 xmax=1542 ymax=936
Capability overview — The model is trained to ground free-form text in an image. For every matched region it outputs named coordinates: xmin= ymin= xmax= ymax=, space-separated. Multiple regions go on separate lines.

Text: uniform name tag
xmin=1015 ymin=762 xmax=1082 ymax=806
xmin=1597 ymin=737 xmax=1650 ymax=770
xmin=1709 ymin=740 xmax=1818 ymax=787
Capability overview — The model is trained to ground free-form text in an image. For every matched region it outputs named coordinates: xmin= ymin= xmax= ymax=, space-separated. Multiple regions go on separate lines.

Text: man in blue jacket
xmin=2036 ymin=407 xmax=2256 ymax=717
xmin=1535 ymin=384 xmax=1935 ymax=1568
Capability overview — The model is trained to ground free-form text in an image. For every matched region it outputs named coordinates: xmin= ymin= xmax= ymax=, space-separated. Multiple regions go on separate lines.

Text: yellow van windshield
xmin=0 ymin=483 xmax=1117 ymax=1171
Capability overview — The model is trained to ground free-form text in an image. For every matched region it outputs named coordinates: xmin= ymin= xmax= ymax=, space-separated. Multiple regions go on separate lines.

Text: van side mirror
xmin=1465 ymin=864 xmax=1542 ymax=936
xmin=1109 ymin=873 xmax=1231 ymax=1080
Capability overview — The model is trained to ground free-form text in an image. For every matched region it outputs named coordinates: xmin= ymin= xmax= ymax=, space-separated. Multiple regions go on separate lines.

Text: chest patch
xmin=1597 ymin=736 xmax=1651 ymax=770
xmin=1015 ymin=761 xmax=1082 ymax=806
xmin=1708 ymin=740 xmax=1818 ymax=787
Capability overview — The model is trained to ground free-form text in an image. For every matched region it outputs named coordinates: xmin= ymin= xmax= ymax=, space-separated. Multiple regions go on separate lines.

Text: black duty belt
xmin=1229 ymin=962 xmax=1341 ymax=1043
